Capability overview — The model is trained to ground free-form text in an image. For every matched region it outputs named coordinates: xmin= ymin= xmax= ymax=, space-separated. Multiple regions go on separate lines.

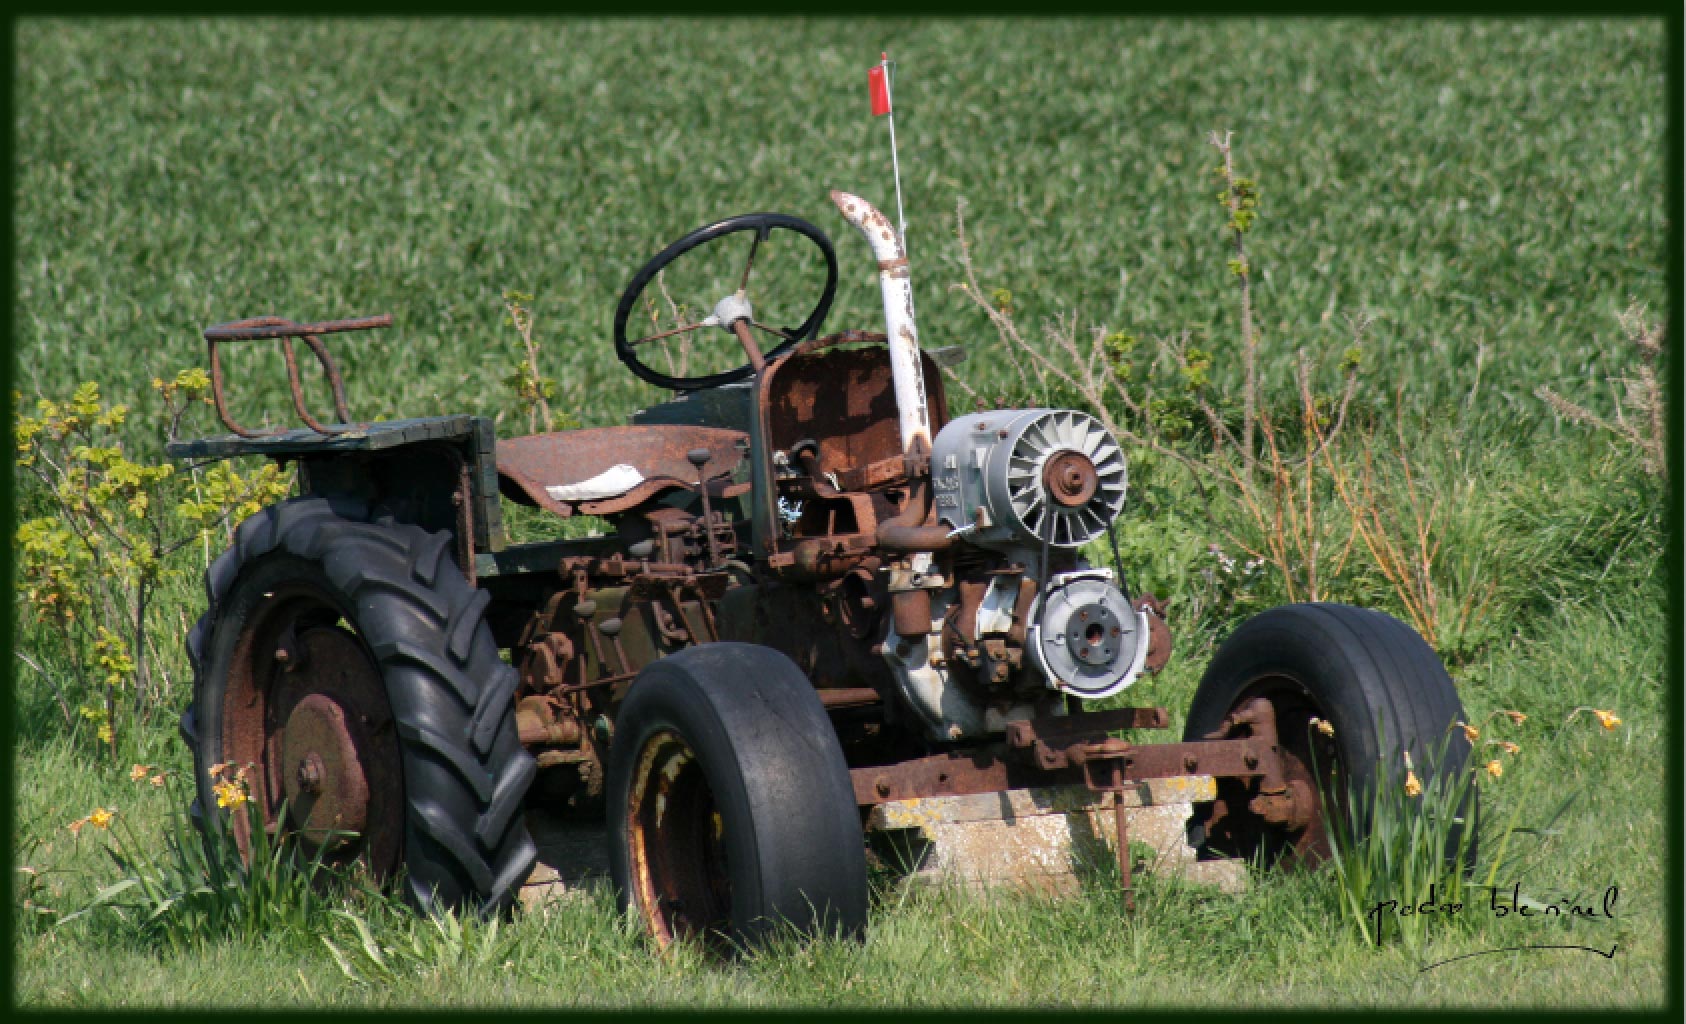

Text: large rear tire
xmin=607 ymin=643 xmax=869 ymax=950
xmin=1183 ymin=603 xmax=1474 ymax=866
xmin=183 ymin=496 xmax=537 ymax=914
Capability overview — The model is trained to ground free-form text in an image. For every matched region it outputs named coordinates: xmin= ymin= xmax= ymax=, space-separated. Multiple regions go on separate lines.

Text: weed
xmin=324 ymin=900 xmax=517 ymax=987
xmin=58 ymin=764 xmax=346 ymax=954
xmin=1324 ymin=705 xmax=1626 ymax=952
xmin=499 ymin=290 xmax=563 ymax=435
xmin=1537 ymin=301 xmax=1667 ymax=477
xmin=13 ymin=373 xmax=291 ymax=756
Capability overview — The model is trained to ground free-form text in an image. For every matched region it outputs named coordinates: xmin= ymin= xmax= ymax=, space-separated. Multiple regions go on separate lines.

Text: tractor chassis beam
xmin=847 ymin=701 xmax=1293 ymax=907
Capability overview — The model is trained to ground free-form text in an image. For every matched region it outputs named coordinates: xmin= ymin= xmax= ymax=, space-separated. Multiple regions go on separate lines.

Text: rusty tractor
xmin=170 ymin=190 xmax=1472 ymax=948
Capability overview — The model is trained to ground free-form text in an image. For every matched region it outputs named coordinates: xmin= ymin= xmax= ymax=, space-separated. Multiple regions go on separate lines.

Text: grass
xmin=11 ymin=16 xmax=1671 ymax=1010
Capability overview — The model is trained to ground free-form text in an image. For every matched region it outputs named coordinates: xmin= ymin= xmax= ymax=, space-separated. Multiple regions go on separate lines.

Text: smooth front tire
xmin=1183 ymin=603 xmax=1473 ymax=865
xmin=607 ymin=643 xmax=869 ymax=950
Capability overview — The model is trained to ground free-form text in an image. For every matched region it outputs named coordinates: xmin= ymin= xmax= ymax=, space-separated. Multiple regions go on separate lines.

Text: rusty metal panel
xmin=762 ymin=345 xmax=948 ymax=486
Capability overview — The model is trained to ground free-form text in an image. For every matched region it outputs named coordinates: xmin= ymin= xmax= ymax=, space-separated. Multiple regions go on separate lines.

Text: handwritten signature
xmin=1366 ymin=883 xmax=1620 ymax=970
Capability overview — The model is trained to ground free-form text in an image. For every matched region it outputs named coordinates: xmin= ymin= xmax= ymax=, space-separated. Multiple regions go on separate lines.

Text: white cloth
xmin=544 ymin=464 xmax=645 ymax=502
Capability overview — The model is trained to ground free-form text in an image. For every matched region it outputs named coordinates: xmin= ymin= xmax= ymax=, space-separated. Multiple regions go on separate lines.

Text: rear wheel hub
xmin=280 ymin=690 xmax=370 ymax=847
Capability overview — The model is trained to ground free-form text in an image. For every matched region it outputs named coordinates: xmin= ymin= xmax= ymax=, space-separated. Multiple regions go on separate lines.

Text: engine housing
xmin=931 ymin=408 xmax=1127 ymax=560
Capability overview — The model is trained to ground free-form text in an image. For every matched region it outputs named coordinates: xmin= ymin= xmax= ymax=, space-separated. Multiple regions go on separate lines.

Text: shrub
xmin=13 ymin=372 xmax=291 ymax=757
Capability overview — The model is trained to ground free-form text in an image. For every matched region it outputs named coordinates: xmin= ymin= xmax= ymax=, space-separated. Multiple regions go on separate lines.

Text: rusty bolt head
xmin=296 ymin=752 xmax=325 ymax=794
xmin=1184 ymin=755 xmax=1199 ymax=772
xmin=895 ymin=642 xmax=911 ymax=659
xmin=1244 ymin=752 xmax=1259 ymax=769
xmin=874 ymin=776 xmax=892 ymax=797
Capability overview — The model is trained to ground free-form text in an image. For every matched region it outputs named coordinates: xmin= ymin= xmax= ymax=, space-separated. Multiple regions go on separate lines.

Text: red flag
xmin=868 ymin=63 xmax=891 ymax=117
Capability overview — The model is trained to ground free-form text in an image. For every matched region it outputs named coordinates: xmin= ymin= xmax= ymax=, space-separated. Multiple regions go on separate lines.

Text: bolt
xmin=895 ymin=642 xmax=911 ymax=658
xmin=296 ymin=753 xmax=325 ymax=794
xmin=874 ymin=776 xmax=892 ymax=798
xmin=998 ymin=428 xmax=1009 ymax=439
xmin=1244 ymin=753 xmax=1259 ymax=769
xmin=1184 ymin=755 xmax=1199 ymax=771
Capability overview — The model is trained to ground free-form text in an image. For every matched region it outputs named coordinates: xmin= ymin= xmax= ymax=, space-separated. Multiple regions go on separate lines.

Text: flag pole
xmin=881 ymin=52 xmax=909 ymax=250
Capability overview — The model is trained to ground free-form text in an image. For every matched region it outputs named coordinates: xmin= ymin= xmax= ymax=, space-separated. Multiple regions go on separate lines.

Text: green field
xmin=12 ymin=17 xmax=1671 ymax=1009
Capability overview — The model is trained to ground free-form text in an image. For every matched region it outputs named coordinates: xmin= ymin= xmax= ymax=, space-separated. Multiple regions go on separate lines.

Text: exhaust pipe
xmin=830 ymin=190 xmax=931 ymax=457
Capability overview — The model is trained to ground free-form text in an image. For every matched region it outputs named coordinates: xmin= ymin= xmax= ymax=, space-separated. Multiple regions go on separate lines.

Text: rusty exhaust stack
xmin=830 ymin=190 xmax=931 ymax=458
xmin=830 ymin=190 xmax=947 ymax=553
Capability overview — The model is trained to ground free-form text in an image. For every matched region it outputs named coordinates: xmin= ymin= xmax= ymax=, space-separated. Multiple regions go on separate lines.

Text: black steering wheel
xmin=613 ymin=212 xmax=838 ymax=391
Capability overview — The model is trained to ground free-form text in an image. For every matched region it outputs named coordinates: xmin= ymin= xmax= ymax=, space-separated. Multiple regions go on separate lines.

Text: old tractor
xmin=170 ymin=190 xmax=1471 ymax=947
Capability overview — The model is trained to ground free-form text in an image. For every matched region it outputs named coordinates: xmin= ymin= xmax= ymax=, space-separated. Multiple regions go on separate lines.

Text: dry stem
xmin=1535 ymin=301 xmax=1666 ymax=476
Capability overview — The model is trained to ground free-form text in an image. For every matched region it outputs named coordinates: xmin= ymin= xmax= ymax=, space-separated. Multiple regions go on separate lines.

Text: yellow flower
xmin=1404 ymin=771 xmax=1423 ymax=798
xmin=129 ymin=763 xmax=151 ymax=782
xmin=213 ymin=779 xmax=248 ymax=809
xmin=208 ymin=762 xmax=229 ymax=779
xmin=1502 ymin=710 xmax=1527 ymax=725
xmin=1484 ymin=760 xmax=1503 ymax=779
xmin=1457 ymin=722 xmax=1480 ymax=743
xmin=1310 ymin=717 xmax=1335 ymax=737
xmin=149 ymin=774 xmax=166 ymax=788
xmin=97 ymin=723 xmax=113 ymax=745
xmin=88 ymin=807 xmax=114 ymax=830
xmin=1594 ymin=710 xmax=1621 ymax=731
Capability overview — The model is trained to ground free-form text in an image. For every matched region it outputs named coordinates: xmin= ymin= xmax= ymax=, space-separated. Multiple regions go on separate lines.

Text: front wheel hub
xmin=626 ymin=729 xmax=732 ymax=948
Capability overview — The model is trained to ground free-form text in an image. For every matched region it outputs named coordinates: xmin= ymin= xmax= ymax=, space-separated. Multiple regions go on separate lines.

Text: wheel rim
xmin=221 ymin=584 xmax=404 ymax=879
xmin=625 ymin=729 xmax=732 ymax=948
xmin=1204 ymin=674 xmax=1343 ymax=866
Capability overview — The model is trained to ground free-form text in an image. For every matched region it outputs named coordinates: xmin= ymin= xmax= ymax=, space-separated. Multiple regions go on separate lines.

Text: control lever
xmin=688 ymin=447 xmax=722 ymax=566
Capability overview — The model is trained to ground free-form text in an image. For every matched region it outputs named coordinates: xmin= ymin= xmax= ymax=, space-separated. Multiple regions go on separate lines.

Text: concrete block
xmin=865 ymin=778 xmax=1246 ymax=895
